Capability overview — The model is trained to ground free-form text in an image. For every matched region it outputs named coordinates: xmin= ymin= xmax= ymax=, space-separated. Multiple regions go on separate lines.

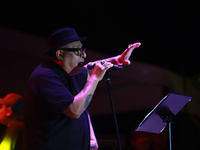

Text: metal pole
xmin=106 ymin=72 xmax=122 ymax=150
xmin=168 ymin=122 xmax=172 ymax=150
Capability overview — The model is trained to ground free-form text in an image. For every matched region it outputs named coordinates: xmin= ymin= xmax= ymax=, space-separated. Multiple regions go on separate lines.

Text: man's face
xmin=59 ymin=41 xmax=87 ymax=75
xmin=0 ymin=104 xmax=8 ymax=124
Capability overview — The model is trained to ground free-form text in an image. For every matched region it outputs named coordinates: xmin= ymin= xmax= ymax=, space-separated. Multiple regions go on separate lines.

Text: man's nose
xmin=82 ymin=51 xmax=86 ymax=58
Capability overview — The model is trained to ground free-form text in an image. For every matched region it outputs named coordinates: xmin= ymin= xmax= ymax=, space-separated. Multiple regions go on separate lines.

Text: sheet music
xmin=136 ymin=93 xmax=192 ymax=133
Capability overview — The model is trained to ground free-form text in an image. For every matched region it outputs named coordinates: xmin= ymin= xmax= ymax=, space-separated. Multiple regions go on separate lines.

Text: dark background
xmin=1 ymin=0 xmax=200 ymax=77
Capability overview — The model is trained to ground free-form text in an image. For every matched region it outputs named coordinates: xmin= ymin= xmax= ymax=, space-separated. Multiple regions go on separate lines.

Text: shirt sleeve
xmin=30 ymin=70 xmax=74 ymax=116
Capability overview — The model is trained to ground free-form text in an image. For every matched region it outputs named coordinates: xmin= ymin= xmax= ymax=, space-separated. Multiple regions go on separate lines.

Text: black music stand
xmin=136 ymin=93 xmax=192 ymax=150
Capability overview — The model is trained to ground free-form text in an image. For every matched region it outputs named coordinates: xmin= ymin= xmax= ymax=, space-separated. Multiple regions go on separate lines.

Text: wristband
xmin=115 ymin=57 xmax=123 ymax=65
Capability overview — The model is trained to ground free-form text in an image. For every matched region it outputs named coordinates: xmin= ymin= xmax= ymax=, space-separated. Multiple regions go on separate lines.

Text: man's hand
xmin=117 ymin=42 xmax=141 ymax=65
xmin=85 ymin=42 xmax=141 ymax=80
xmin=91 ymin=61 xmax=113 ymax=81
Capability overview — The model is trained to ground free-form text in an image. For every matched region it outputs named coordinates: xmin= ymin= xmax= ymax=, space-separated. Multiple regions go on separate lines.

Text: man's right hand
xmin=91 ymin=61 xmax=113 ymax=81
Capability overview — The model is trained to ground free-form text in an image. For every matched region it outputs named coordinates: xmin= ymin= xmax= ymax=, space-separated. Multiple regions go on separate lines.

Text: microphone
xmin=87 ymin=62 xmax=123 ymax=71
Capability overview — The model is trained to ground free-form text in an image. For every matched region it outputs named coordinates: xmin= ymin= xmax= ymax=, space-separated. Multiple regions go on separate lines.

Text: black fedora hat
xmin=45 ymin=27 xmax=87 ymax=55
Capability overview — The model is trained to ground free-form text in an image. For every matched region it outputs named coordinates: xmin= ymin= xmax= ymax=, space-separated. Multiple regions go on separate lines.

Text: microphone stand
xmin=105 ymin=71 xmax=122 ymax=150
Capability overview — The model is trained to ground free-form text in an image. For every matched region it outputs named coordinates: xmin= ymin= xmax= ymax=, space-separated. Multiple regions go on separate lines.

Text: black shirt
xmin=23 ymin=60 xmax=90 ymax=150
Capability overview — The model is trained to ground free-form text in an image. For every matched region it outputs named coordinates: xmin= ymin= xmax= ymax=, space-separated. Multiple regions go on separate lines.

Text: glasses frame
xmin=59 ymin=48 xmax=86 ymax=57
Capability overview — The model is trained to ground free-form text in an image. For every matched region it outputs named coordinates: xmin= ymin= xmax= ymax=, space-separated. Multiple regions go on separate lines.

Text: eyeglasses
xmin=59 ymin=48 xmax=86 ymax=57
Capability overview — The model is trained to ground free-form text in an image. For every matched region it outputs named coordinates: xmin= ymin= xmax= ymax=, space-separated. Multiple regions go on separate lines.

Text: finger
xmin=123 ymin=59 xmax=131 ymax=65
xmin=125 ymin=42 xmax=141 ymax=57
xmin=103 ymin=62 xmax=113 ymax=70
xmin=124 ymin=47 xmax=135 ymax=59
xmin=128 ymin=42 xmax=141 ymax=48
xmin=134 ymin=42 xmax=141 ymax=47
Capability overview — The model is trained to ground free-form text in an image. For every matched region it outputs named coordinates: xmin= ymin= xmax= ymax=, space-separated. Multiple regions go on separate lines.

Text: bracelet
xmin=115 ymin=56 xmax=123 ymax=65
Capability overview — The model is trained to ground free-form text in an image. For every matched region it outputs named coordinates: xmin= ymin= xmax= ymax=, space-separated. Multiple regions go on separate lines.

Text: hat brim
xmin=45 ymin=36 xmax=87 ymax=55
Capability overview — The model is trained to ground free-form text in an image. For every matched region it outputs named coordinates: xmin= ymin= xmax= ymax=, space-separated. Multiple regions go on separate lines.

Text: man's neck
xmin=52 ymin=59 xmax=72 ymax=74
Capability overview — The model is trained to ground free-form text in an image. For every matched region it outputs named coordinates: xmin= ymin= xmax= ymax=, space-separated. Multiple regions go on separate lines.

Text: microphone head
xmin=87 ymin=62 xmax=123 ymax=71
xmin=87 ymin=62 xmax=95 ymax=70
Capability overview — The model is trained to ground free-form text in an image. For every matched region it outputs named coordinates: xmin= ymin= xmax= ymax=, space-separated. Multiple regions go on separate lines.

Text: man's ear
xmin=6 ymin=107 xmax=13 ymax=117
xmin=56 ymin=50 xmax=64 ymax=60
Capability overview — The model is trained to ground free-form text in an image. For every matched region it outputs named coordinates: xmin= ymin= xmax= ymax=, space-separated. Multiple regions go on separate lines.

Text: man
xmin=0 ymin=93 xmax=24 ymax=150
xmin=23 ymin=27 xmax=141 ymax=150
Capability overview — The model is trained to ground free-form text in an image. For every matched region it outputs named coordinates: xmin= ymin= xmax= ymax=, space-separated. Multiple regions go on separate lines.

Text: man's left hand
xmin=117 ymin=42 xmax=141 ymax=65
